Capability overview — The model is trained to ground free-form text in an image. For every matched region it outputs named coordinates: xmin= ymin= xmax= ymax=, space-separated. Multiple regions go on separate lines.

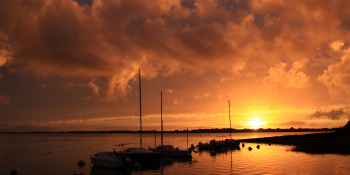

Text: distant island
xmin=0 ymin=127 xmax=338 ymax=134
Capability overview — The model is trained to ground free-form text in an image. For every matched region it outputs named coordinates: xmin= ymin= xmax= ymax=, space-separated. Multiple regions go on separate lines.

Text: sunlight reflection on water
xmin=0 ymin=132 xmax=349 ymax=175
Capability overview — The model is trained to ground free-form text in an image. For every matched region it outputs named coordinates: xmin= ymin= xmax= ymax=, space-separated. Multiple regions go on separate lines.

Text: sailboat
xmin=148 ymin=91 xmax=193 ymax=157
xmin=113 ymin=68 xmax=161 ymax=162
xmin=222 ymin=100 xmax=240 ymax=147
xmin=197 ymin=100 xmax=240 ymax=149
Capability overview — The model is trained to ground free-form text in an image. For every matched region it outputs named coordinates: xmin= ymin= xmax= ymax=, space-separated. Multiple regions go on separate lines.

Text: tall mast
xmin=229 ymin=100 xmax=231 ymax=139
xmin=139 ymin=68 xmax=142 ymax=149
xmin=161 ymin=91 xmax=163 ymax=146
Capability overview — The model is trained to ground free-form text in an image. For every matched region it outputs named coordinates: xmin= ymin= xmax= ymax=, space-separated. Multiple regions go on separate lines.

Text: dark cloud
xmin=217 ymin=0 xmax=250 ymax=12
xmin=0 ymin=0 xmax=250 ymax=102
xmin=75 ymin=0 xmax=93 ymax=6
xmin=180 ymin=0 xmax=197 ymax=9
xmin=309 ymin=109 xmax=344 ymax=120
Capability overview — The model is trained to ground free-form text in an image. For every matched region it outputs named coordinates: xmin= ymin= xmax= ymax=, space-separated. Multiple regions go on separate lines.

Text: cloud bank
xmin=309 ymin=109 xmax=344 ymax=120
xmin=1 ymin=0 xmax=350 ymax=131
xmin=1 ymin=0 xmax=349 ymax=101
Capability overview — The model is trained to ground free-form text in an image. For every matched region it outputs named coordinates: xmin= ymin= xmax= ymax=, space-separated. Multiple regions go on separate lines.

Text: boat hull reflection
xmin=90 ymin=167 xmax=132 ymax=175
xmin=198 ymin=146 xmax=240 ymax=156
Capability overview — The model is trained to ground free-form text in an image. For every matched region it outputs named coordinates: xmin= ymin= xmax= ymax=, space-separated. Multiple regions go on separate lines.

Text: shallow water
xmin=1 ymin=132 xmax=349 ymax=175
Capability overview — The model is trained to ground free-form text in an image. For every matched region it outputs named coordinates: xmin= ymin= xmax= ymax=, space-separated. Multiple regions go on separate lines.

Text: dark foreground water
xmin=1 ymin=132 xmax=349 ymax=175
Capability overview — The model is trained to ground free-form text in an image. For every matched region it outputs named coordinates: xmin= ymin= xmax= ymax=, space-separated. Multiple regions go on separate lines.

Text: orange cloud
xmin=2 ymin=0 xmax=350 ymax=131
xmin=0 ymin=94 xmax=10 ymax=105
xmin=318 ymin=43 xmax=350 ymax=101
xmin=263 ymin=58 xmax=310 ymax=90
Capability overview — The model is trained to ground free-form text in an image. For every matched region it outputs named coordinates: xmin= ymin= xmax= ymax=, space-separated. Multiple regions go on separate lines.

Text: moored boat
xmin=223 ymin=139 xmax=240 ymax=147
xmin=114 ymin=147 xmax=161 ymax=162
xmin=148 ymin=92 xmax=193 ymax=158
xmin=197 ymin=139 xmax=224 ymax=149
xmin=113 ymin=69 xmax=161 ymax=164
xmin=148 ymin=145 xmax=192 ymax=157
xmin=90 ymin=152 xmax=132 ymax=169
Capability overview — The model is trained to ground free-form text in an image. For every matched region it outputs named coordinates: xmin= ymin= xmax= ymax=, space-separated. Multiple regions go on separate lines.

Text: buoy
xmin=242 ymin=143 xmax=245 ymax=147
xmin=77 ymin=160 xmax=86 ymax=166
xmin=257 ymin=145 xmax=260 ymax=149
xmin=10 ymin=168 xmax=18 ymax=174
xmin=134 ymin=162 xmax=141 ymax=168
xmin=248 ymin=147 xmax=252 ymax=151
xmin=268 ymin=143 xmax=271 ymax=146
xmin=166 ymin=157 xmax=172 ymax=163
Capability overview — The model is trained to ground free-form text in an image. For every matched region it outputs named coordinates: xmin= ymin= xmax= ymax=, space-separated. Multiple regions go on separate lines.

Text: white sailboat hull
xmin=90 ymin=152 xmax=132 ymax=169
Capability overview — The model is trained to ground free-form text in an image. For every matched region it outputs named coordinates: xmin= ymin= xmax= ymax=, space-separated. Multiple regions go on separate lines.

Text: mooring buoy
xmin=166 ymin=157 xmax=173 ymax=163
xmin=257 ymin=145 xmax=260 ymax=149
xmin=248 ymin=147 xmax=252 ymax=151
xmin=77 ymin=160 xmax=86 ymax=166
xmin=10 ymin=167 xmax=18 ymax=174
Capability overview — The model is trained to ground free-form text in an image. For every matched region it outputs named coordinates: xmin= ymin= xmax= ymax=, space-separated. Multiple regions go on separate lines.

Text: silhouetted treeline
xmin=0 ymin=127 xmax=339 ymax=134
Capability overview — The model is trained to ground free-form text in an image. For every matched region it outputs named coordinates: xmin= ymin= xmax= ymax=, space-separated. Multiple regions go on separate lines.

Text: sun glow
xmin=248 ymin=118 xmax=265 ymax=129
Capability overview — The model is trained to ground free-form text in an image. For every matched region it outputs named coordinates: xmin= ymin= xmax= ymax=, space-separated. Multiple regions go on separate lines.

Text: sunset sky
xmin=1 ymin=0 xmax=350 ymax=132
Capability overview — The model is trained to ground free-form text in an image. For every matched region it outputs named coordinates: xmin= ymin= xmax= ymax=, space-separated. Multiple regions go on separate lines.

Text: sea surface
xmin=1 ymin=132 xmax=349 ymax=175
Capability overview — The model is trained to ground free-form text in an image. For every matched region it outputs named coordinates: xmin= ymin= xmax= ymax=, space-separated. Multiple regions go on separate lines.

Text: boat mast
xmin=229 ymin=100 xmax=231 ymax=139
xmin=161 ymin=91 xmax=163 ymax=146
xmin=139 ymin=68 xmax=142 ymax=149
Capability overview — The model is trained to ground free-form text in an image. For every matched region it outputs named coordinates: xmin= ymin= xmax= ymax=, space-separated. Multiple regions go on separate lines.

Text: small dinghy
xmin=90 ymin=152 xmax=132 ymax=169
xmin=197 ymin=139 xmax=224 ymax=149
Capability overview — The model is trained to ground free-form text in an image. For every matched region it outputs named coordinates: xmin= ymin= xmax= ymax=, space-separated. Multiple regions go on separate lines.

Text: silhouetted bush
xmin=343 ymin=120 xmax=350 ymax=132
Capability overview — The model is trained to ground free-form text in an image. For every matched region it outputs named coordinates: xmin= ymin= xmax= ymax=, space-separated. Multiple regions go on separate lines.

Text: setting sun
xmin=248 ymin=118 xmax=265 ymax=129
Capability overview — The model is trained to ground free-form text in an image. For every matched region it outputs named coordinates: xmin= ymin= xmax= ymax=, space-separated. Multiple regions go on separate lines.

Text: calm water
xmin=1 ymin=132 xmax=349 ymax=175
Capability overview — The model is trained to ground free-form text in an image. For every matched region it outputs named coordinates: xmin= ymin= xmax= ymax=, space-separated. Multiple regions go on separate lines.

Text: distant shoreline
xmin=238 ymin=131 xmax=350 ymax=154
xmin=0 ymin=128 xmax=336 ymax=134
